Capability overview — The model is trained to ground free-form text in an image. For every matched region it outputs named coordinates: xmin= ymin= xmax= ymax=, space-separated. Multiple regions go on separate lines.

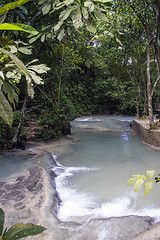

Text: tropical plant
xmin=127 ymin=170 xmax=160 ymax=196
xmin=0 ymin=208 xmax=46 ymax=240
xmin=0 ymin=0 xmax=50 ymax=130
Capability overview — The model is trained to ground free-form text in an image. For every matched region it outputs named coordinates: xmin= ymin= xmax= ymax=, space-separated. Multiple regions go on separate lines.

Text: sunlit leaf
xmin=127 ymin=177 xmax=138 ymax=185
xmin=42 ymin=2 xmax=51 ymax=15
xmin=133 ymin=178 xmax=145 ymax=192
xmin=41 ymin=33 xmax=46 ymax=42
xmin=28 ymin=70 xmax=44 ymax=84
xmin=65 ymin=0 xmax=74 ymax=6
xmin=144 ymin=181 xmax=153 ymax=196
xmin=146 ymin=170 xmax=155 ymax=179
xmin=28 ymin=64 xmax=50 ymax=73
xmin=18 ymin=47 xmax=32 ymax=55
xmin=59 ymin=8 xmax=73 ymax=22
xmin=8 ymin=45 xmax=17 ymax=53
xmin=29 ymin=33 xmax=42 ymax=44
xmin=57 ymin=28 xmax=65 ymax=41
xmin=0 ymin=71 xmax=4 ymax=80
xmin=38 ymin=0 xmax=46 ymax=4
xmin=84 ymin=1 xmax=95 ymax=12
xmin=26 ymin=59 xmax=39 ymax=66
xmin=54 ymin=21 xmax=63 ymax=31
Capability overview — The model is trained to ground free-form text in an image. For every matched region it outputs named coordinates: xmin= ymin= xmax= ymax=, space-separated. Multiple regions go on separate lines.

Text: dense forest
xmin=0 ymin=0 xmax=160 ymax=149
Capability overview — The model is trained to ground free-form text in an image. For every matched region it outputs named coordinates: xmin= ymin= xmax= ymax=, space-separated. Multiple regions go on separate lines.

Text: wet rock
xmin=62 ymin=215 xmax=154 ymax=240
xmin=16 ymin=176 xmax=25 ymax=182
xmin=2 ymin=190 xmax=22 ymax=200
xmin=14 ymin=202 xmax=25 ymax=210
xmin=18 ymin=209 xmax=31 ymax=219
xmin=0 ymin=182 xmax=6 ymax=188
xmin=0 ymin=190 xmax=5 ymax=197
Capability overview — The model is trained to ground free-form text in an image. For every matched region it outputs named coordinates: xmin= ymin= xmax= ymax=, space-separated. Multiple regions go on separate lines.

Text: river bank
xmin=131 ymin=119 xmax=160 ymax=149
xmin=1 ymin=117 xmax=160 ymax=239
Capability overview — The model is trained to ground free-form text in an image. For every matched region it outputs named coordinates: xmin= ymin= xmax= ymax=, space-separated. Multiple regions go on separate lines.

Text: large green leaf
xmin=0 ymin=23 xmax=38 ymax=35
xmin=3 ymin=223 xmax=46 ymax=240
xmin=0 ymin=208 xmax=4 ymax=236
xmin=0 ymin=0 xmax=32 ymax=16
xmin=0 ymin=90 xmax=13 ymax=127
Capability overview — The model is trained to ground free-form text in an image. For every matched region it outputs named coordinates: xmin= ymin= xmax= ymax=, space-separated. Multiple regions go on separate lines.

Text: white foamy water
xmin=75 ymin=117 xmax=102 ymax=122
xmin=51 ymin=116 xmax=160 ymax=223
xmin=52 ymin=158 xmax=160 ymax=222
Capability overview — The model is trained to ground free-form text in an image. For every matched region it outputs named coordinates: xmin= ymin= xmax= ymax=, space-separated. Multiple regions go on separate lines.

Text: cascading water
xmin=51 ymin=116 xmax=160 ymax=223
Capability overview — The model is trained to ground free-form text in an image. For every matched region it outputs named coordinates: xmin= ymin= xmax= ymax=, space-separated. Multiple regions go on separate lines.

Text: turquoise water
xmin=52 ymin=116 xmax=160 ymax=222
xmin=0 ymin=152 xmax=34 ymax=179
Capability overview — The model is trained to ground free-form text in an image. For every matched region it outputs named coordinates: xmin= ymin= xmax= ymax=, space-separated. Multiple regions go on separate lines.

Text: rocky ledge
xmin=131 ymin=119 xmax=160 ymax=148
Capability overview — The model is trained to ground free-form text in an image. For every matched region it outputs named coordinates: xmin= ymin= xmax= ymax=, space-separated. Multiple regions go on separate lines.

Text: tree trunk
xmin=147 ymin=44 xmax=154 ymax=128
xmin=12 ymin=97 xmax=27 ymax=148
xmin=136 ymin=85 xmax=141 ymax=119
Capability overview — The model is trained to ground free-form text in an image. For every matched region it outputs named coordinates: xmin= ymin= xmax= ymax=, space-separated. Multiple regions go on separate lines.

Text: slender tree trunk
xmin=12 ymin=96 xmax=27 ymax=148
xmin=136 ymin=85 xmax=141 ymax=119
xmin=57 ymin=44 xmax=64 ymax=109
xmin=139 ymin=42 xmax=147 ymax=118
xmin=147 ymin=44 xmax=154 ymax=128
xmin=136 ymin=96 xmax=140 ymax=119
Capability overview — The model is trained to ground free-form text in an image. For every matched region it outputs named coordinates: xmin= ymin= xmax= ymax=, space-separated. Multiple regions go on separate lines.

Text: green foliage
xmin=38 ymin=0 xmax=112 ymax=37
xmin=0 ymin=208 xmax=46 ymax=240
xmin=127 ymin=170 xmax=158 ymax=196
xmin=37 ymin=108 xmax=70 ymax=140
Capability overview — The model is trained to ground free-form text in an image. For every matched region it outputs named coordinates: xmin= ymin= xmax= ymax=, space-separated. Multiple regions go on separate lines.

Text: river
xmin=51 ymin=115 xmax=160 ymax=223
